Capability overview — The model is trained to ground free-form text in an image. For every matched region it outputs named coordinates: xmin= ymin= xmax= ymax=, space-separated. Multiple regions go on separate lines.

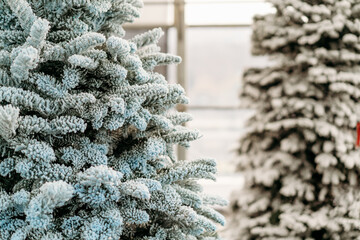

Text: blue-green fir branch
xmin=0 ymin=50 xmax=11 ymax=66
xmin=145 ymin=84 xmax=189 ymax=112
xmin=136 ymin=44 xmax=161 ymax=58
xmin=10 ymin=46 xmax=39 ymax=83
xmin=0 ymin=157 xmax=15 ymax=176
xmin=61 ymin=216 xmax=83 ymax=239
xmin=102 ymin=22 xmax=126 ymax=38
xmin=128 ymin=108 xmax=152 ymax=131
xmin=106 ymin=36 xmax=132 ymax=61
xmin=56 ymin=92 xmax=97 ymax=115
xmin=0 ymin=2 xmax=20 ymax=29
xmin=59 ymin=139 xmax=108 ymax=170
xmin=122 ymin=98 xmax=142 ymax=120
xmin=114 ymin=137 xmax=165 ymax=172
xmin=60 ymin=147 xmax=86 ymax=170
xmin=173 ymin=184 xmax=203 ymax=209
xmin=149 ymin=115 xmax=174 ymax=131
xmin=40 ymin=232 xmax=64 ymax=240
xmin=96 ymin=59 xmax=127 ymax=85
xmin=142 ymin=185 xmax=182 ymax=213
xmin=85 ymin=101 xmax=109 ymax=129
xmin=124 ymin=0 xmax=144 ymax=9
xmin=29 ymin=73 xmax=68 ymax=98
xmin=128 ymin=67 xmax=151 ymax=83
xmin=80 ymin=209 xmax=124 ymax=240
xmin=47 ymin=29 xmax=84 ymax=43
xmin=157 ymin=159 xmax=217 ymax=184
xmin=177 ymin=180 xmax=203 ymax=193
xmin=121 ymin=54 xmax=142 ymax=70
xmin=202 ymin=195 xmax=228 ymax=207
xmin=0 ymin=68 xmax=19 ymax=86
xmin=0 ymin=0 xmax=224 ymax=238
xmin=119 ymin=83 xmax=168 ymax=102
xmin=0 ymin=87 xmax=96 ymax=116
xmin=77 ymin=138 xmax=109 ymax=166
xmin=106 ymin=95 xmax=125 ymax=114
xmin=25 ymin=181 xmax=74 ymax=229
xmin=0 ymin=189 xmax=30 ymax=238
xmin=19 ymin=139 xmax=55 ymax=163
xmin=196 ymin=206 xmax=226 ymax=226
xmin=43 ymin=33 xmax=106 ymax=61
xmin=108 ymin=2 xmax=141 ymax=25
xmin=147 ymin=72 xmax=166 ymax=84
xmin=68 ymin=54 xmax=99 ymax=70
xmin=18 ymin=115 xmax=87 ymax=136
xmin=26 ymin=18 xmax=49 ymax=50
xmin=54 ymin=18 xmax=89 ymax=35
xmin=62 ymin=67 xmax=82 ymax=90
xmin=141 ymin=53 xmax=181 ymax=71
xmin=118 ymin=180 xmax=150 ymax=200
xmin=135 ymin=178 xmax=162 ymax=192
xmin=0 ymin=30 xmax=27 ymax=50
xmin=103 ymin=113 xmax=126 ymax=130
xmin=174 ymin=206 xmax=217 ymax=234
xmin=0 ymin=104 xmax=19 ymax=140
xmin=130 ymin=28 xmax=164 ymax=49
xmin=167 ymin=112 xmax=193 ymax=125
xmin=81 ymin=49 xmax=107 ymax=61
xmin=75 ymin=165 xmax=123 ymax=206
xmin=14 ymin=158 xmax=73 ymax=181
xmin=62 ymin=32 xmax=106 ymax=56
xmin=163 ymin=127 xmax=200 ymax=144
xmin=120 ymin=203 xmax=149 ymax=225
xmin=5 ymin=0 xmax=37 ymax=32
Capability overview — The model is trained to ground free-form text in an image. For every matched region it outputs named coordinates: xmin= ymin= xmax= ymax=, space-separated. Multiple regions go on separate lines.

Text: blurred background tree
xmin=226 ymin=0 xmax=360 ymax=239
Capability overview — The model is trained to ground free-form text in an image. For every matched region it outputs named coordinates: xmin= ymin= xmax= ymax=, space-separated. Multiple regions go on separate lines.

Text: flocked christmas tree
xmin=227 ymin=0 xmax=360 ymax=239
xmin=0 ymin=0 xmax=226 ymax=239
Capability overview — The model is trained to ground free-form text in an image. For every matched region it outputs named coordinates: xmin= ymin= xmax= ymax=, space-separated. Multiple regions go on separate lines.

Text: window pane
xmin=185 ymin=1 xmax=274 ymax=25
xmin=188 ymin=108 xmax=252 ymax=200
xmin=199 ymin=174 xmax=244 ymax=204
xmin=187 ymin=109 xmax=254 ymax=174
xmin=186 ymin=27 xmax=268 ymax=107
xmin=125 ymin=1 xmax=174 ymax=27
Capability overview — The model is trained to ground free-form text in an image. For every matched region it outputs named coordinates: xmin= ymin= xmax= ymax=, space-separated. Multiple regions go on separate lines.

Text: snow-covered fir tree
xmin=227 ymin=0 xmax=360 ymax=239
xmin=0 ymin=0 xmax=226 ymax=239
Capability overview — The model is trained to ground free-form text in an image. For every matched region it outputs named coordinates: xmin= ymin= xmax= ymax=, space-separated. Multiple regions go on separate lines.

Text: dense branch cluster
xmin=0 ymin=0 xmax=225 ymax=239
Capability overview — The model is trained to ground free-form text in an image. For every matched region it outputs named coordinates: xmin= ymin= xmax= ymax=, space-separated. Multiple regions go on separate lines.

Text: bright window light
xmin=126 ymin=1 xmax=174 ymax=26
xmin=186 ymin=1 xmax=275 ymax=25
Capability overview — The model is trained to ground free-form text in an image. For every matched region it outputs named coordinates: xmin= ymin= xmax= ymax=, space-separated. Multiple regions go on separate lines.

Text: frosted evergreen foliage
xmin=0 ymin=0 xmax=225 ymax=239
xmin=227 ymin=0 xmax=360 ymax=239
